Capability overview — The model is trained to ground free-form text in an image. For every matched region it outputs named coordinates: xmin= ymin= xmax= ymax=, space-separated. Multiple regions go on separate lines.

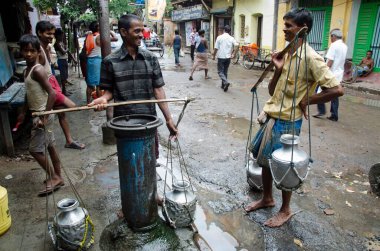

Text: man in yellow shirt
xmin=244 ymin=8 xmax=344 ymax=227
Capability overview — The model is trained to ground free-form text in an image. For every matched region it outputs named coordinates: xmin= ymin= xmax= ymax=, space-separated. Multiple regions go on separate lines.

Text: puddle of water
xmin=193 ymin=188 xmax=264 ymax=251
xmin=94 ymin=148 xmax=264 ymax=250
xmin=157 ymin=159 xmax=264 ymax=251
xmin=203 ymin=113 xmax=260 ymax=141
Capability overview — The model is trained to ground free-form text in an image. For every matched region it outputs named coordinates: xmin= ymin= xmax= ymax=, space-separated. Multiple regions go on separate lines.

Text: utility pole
xmin=272 ymin=0 xmax=279 ymax=50
xmin=98 ymin=0 xmax=111 ymax=58
xmin=145 ymin=0 xmax=149 ymax=24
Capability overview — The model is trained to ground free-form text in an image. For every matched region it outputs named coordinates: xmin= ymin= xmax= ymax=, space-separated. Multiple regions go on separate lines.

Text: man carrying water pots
xmin=244 ymin=8 xmax=344 ymax=227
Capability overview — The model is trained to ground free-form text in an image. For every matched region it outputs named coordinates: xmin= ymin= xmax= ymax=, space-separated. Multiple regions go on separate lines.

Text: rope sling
xmin=41 ymin=122 xmax=93 ymax=251
xmin=33 ymin=98 xmax=194 ymax=250
xmin=162 ymin=99 xmax=196 ymax=227
xmin=245 ymin=27 xmax=313 ymax=192
xmin=267 ymin=31 xmax=313 ymax=191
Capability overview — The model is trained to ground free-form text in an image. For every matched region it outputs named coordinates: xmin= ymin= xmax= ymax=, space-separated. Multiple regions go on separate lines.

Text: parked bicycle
xmin=232 ymin=43 xmax=271 ymax=70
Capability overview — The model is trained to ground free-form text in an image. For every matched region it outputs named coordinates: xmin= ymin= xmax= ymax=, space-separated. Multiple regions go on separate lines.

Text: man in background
xmin=357 ymin=50 xmax=374 ymax=77
xmin=212 ymin=25 xmax=238 ymax=92
xmin=313 ymin=28 xmax=347 ymax=122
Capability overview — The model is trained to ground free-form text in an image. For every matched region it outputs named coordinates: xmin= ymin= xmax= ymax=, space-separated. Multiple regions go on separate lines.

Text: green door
xmin=353 ymin=0 xmax=380 ymax=72
xmin=299 ymin=1 xmax=332 ymax=51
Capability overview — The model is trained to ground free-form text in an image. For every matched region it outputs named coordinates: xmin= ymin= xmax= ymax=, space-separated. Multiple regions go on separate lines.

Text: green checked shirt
xmin=100 ymin=45 xmax=165 ymax=117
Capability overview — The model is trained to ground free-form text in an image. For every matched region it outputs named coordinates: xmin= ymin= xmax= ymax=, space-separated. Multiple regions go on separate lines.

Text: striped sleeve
xmin=151 ymin=56 xmax=165 ymax=88
xmin=100 ymin=59 xmax=115 ymax=91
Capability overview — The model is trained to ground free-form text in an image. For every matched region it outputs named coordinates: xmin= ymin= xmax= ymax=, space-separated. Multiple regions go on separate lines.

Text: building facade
xmin=171 ymin=0 xmax=211 ymax=48
xmin=233 ymin=0 xmax=275 ymax=49
xmin=209 ymin=0 xmax=233 ymax=49
xmin=276 ymin=0 xmax=380 ymax=72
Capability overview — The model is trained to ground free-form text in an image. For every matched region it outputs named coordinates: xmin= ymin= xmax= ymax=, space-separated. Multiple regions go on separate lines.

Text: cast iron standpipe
xmin=108 ymin=115 xmax=163 ymax=230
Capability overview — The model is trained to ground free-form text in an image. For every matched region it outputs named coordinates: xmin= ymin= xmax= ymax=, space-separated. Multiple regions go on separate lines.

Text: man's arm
xmin=67 ymin=51 xmax=77 ymax=64
xmin=88 ymin=60 xmax=114 ymax=109
xmin=88 ymin=90 xmax=113 ymax=110
xmin=54 ymin=42 xmax=66 ymax=55
xmin=110 ymin=31 xmax=118 ymax=42
xmin=268 ymin=69 xmax=282 ymax=96
xmin=154 ymin=87 xmax=178 ymax=139
xmin=367 ymin=59 xmax=375 ymax=74
xmin=95 ymin=35 xmax=101 ymax=46
xmin=268 ymin=51 xmax=285 ymax=96
xmin=326 ymin=59 xmax=333 ymax=68
xmin=300 ymin=85 xmax=344 ymax=119
xmin=230 ymin=38 xmax=239 ymax=58
xmin=212 ymin=48 xmax=218 ymax=60
xmin=299 ymin=54 xmax=344 ymax=119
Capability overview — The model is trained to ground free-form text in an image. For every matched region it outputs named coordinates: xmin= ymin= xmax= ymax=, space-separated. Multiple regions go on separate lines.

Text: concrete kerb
xmin=342 ymin=82 xmax=380 ymax=96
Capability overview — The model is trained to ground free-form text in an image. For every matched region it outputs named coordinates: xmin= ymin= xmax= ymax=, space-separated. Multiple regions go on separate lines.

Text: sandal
xmin=65 ymin=141 xmax=85 ymax=150
xmin=205 ymin=76 xmax=211 ymax=79
xmin=38 ymin=182 xmax=64 ymax=196
xmin=189 ymin=76 xmax=193 ymax=81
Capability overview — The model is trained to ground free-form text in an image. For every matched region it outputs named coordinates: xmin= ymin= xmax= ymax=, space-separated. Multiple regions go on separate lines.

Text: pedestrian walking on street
xmin=88 ymin=14 xmax=178 ymax=208
xmin=36 ymin=21 xmax=85 ymax=150
xmin=313 ymin=28 xmax=347 ymax=121
xmin=54 ymin=28 xmax=77 ymax=96
xmin=85 ymin=21 xmax=102 ymax=104
xmin=190 ymin=27 xmax=198 ymax=62
xmin=171 ymin=30 xmax=182 ymax=67
xmin=212 ymin=25 xmax=238 ymax=92
xmin=189 ymin=30 xmax=210 ymax=81
xmin=244 ymin=8 xmax=344 ymax=227
xmin=19 ymin=34 xmax=64 ymax=195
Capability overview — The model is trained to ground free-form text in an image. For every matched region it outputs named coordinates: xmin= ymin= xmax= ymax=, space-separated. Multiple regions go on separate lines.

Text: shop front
xmin=172 ymin=4 xmax=210 ymax=48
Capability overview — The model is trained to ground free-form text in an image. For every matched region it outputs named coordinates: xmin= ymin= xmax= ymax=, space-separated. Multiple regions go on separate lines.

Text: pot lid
xmin=108 ymin=114 xmax=162 ymax=131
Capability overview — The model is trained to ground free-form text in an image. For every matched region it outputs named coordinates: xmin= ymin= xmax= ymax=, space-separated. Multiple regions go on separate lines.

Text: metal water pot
xmin=163 ymin=180 xmax=197 ymax=228
xmin=269 ymin=134 xmax=310 ymax=191
xmin=52 ymin=198 xmax=94 ymax=251
xmin=246 ymin=159 xmax=263 ymax=191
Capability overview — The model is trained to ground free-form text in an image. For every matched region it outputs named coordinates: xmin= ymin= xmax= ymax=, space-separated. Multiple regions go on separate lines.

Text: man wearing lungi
xmin=244 ymin=8 xmax=344 ymax=227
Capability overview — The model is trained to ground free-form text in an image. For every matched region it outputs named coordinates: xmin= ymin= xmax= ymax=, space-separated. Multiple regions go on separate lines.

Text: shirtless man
xmin=357 ymin=50 xmax=374 ymax=77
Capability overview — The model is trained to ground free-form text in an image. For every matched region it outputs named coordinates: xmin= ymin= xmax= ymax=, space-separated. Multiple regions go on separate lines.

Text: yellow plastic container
xmin=0 ymin=186 xmax=11 ymax=235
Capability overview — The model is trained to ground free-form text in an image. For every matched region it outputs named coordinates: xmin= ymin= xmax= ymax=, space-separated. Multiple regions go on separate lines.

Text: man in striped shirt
xmin=89 ymin=14 xmax=178 ymax=209
xmin=89 ymin=14 xmax=178 ymax=149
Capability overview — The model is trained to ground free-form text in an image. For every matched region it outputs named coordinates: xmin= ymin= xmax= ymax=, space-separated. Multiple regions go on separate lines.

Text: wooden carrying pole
xmin=251 ymin=27 xmax=308 ymax=91
xmin=32 ymin=97 xmax=195 ymax=117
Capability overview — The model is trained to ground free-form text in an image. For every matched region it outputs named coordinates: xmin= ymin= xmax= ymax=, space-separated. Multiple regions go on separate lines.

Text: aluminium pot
xmin=269 ymin=134 xmax=310 ymax=191
xmin=52 ymin=198 xmax=94 ymax=251
xmin=163 ymin=180 xmax=197 ymax=228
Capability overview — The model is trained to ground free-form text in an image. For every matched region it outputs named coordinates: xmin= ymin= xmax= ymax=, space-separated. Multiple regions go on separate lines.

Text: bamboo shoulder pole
xmin=251 ymin=27 xmax=308 ymax=91
xmin=32 ymin=97 xmax=195 ymax=117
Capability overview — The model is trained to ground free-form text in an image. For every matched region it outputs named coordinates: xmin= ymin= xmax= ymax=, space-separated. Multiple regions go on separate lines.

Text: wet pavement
xmin=0 ymin=51 xmax=379 ymax=251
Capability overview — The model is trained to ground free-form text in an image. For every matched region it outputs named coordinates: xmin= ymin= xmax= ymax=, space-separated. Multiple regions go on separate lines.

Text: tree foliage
xmin=108 ymin=0 xmax=136 ymax=18
xmin=33 ymin=0 xmax=99 ymax=22
xmin=78 ymin=12 xmax=97 ymax=24
xmin=165 ymin=0 xmax=174 ymax=18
